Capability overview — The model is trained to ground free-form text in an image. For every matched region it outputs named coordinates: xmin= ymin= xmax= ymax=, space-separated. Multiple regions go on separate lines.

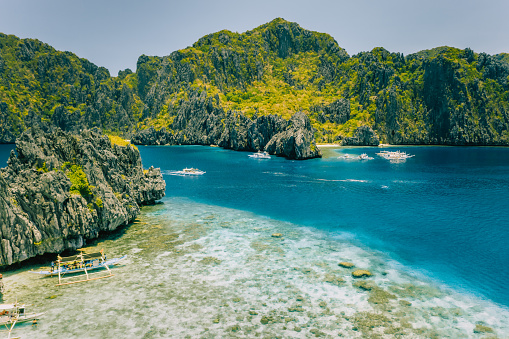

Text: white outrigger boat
xmin=0 ymin=302 xmax=44 ymax=328
xmin=376 ymin=150 xmax=414 ymax=161
xmin=358 ymin=153 xmax=374 ymax=160
xmin=248 ymin=151 xmax=271 ymax=159
xmin=170 ymin=168 xmax=206 ymax=176
xmin=30 ymin=249 xmax=126 ymax=286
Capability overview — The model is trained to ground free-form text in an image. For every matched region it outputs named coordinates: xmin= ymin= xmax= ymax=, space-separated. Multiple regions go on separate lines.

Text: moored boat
xmin=358 ymin=153 xmax=373 ymax=160
xmin=31 ymin=250 xmax=126 ymax=286
xmin=248 ymin=151 xmax=271 ymax=159
xmin=0 ymin=302 xmax=44 ymax=327
xmin=376 ymin=150 xmax=414 ymax=161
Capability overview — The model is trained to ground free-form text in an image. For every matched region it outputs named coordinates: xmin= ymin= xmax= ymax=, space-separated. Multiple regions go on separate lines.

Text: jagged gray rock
xmin=131 ymin=91 xmax=321 ymax=159
xmin=341 ymin=125 xmax=380 ymax=146
xmin=0 ymin=127 xmax=165 ymax=266
xmin=313 ymin=99 xmax=351 ymax=124
xmin=131 ymin=126 xmax=172 ymax=145
xmin=265 ymin=111 xmax=321 ymax=159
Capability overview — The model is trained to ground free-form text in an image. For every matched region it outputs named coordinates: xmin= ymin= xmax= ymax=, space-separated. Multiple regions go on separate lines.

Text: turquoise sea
xmin=1 ymin=143 xmax=509 ymax=338
xmin=138 ymin=145 xmax=509 ymax=307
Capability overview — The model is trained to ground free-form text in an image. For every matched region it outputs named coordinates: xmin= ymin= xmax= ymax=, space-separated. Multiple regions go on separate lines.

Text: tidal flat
xmin=3 ymin=197 xmax=509 ymax=338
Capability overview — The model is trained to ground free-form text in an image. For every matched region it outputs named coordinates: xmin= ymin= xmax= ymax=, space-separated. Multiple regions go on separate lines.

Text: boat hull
xmin=0 ymin=312 xmax=45 ymax=327
xmin=30 ymin=256 xmax=127 ymax=277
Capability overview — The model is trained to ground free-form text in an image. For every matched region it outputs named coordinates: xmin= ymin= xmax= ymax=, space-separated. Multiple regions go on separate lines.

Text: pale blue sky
xmin=1 ymin=0 xmax=507 ymax=75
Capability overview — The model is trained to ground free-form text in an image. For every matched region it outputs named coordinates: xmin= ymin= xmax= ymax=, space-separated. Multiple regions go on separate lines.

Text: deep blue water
xmin=2 ymin=143 xmax=509 ymax=308
xmin=138 ymin=145 xmax=509 ymax=308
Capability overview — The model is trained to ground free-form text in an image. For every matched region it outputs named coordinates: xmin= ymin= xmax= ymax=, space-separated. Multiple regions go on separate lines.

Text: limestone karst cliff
xmin=131 ymin=91 xmax=321 ymax=159
xmin=1 ymin=19 xmax=508 ymax=152
xmin=0 ymin=128 xmax=165 ymax=266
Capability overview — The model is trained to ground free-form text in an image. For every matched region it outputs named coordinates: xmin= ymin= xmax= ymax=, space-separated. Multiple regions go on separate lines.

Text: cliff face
xmin=0 ymin=128 xmax=165 ymax=266
xmin=341 ymin=125 xmax=379 ymax=146
xmin=131 ymin=91 xmax=321 ymax=159
xmin=1 ymin=19 xmax=509 ymax=151
xmin=369 ymin=49 xmax=509 ymax=146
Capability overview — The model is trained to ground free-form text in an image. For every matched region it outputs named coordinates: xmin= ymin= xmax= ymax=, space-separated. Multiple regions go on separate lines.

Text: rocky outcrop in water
xmin=132 ymin=91 xmax=321 ymax=159
xmin=264 ymin=111 xmax=321 ymax=159
xmin=0 ymin=128 xmax=165 ymax=266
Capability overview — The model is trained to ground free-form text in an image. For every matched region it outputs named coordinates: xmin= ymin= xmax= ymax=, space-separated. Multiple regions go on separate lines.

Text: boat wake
xmin=316 ymin=178 xmax=368 ymax=183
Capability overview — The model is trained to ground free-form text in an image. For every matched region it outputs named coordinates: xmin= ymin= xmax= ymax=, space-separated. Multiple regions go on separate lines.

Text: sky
xmin=1 ymin=0 xmax=508 ymax=76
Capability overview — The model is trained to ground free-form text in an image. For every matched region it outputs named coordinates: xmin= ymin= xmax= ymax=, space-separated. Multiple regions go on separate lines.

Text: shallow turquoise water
xmin=2 ymin=143 xmax=509 ymax=337
xmin=137 ymin=145 xmax=509 ymax=308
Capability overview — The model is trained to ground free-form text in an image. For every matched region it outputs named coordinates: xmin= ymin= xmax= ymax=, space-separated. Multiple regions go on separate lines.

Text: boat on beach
xmin=170 ymin=168 xmax=206 ymax=175
xmin=248 ymin=151 xmax=271 ymax=159
xmin=30 ymin=250 xmax=126 ymax=286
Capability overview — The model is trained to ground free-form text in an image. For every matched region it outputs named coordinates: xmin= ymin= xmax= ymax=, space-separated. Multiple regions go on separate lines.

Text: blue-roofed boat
xmin=30 ymin=249 xmax=126 ymax=286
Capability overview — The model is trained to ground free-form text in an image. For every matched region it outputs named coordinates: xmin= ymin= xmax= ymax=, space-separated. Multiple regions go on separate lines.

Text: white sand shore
xmin=316 ymin=144 xmax=341 ymax=148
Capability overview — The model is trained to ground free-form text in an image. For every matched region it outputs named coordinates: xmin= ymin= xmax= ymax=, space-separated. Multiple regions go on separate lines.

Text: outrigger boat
xmin=358 ymin=153 xmax=374 ymax=160
xmin=170 ymin=168 xmax=206 ymax=176
xmin=0 ymin=302 xmax=44 ymax=328
xmin=376 ymin=150 xmax=414 ymax=161
xmin=30 ymin=249 xmax=126 ymax=286
xmin=248 ymin=151 xmax=271 ymax=159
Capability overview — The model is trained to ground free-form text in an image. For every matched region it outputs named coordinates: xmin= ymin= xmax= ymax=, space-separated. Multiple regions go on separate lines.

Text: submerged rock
xmin=353 ymin=281 xmax=376 ymax=291
xmin=323 ymin=273 xmax=344 ymax=286
xmin=0 ymin=127 xmax=165 ymax=266
xmin=474 ymin=324 xmax=494 ymax=334
xmin=338 ymin=261 xmax=355 ymax=268
xmin=352 ymin=270 xmax=373 ymax=278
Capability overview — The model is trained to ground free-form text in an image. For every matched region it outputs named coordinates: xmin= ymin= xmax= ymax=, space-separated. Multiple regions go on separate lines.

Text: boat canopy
xmin=59 ymin=252 xmax=103 ymax=263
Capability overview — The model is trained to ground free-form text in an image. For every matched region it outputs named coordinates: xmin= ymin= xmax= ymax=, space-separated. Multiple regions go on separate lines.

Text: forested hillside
xmin=1 ymin=18 xmax=508 ymax=149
